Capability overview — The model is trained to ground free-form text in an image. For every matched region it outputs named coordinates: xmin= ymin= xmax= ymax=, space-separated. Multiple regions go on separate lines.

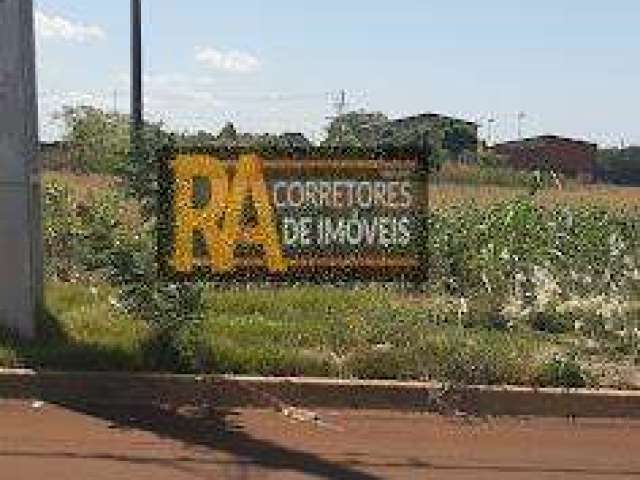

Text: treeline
xmin=596 ymin=147 xmax=640 ymax=185
xmin=42 ymin=106 xmax=640 ymax=186
xmin=41 ymin=106 xmax=477 ymax=175
xmin=40 ymin=106 xmax=313 ymax=175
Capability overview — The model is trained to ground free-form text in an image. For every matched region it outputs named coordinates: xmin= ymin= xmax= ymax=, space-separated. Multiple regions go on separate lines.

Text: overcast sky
xmin=35 ymin=0 xmax=640 ymax=146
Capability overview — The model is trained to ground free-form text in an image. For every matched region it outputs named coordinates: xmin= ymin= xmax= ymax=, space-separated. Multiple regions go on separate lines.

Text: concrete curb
xmin=1 ymin=370 xmax=639 ymax=418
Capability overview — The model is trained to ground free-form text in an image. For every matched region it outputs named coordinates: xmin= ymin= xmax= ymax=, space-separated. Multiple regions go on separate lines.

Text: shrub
xmin=59 ymin=106 xmax=130 ymax=175
xmin=42 ymin=179 xmax=129 ymax=281
xmin=535 ymin=354 xmax=590 ymax=388
xmin=46 ymin=107 xmax=208 ymax=367
xmin=345 ymin=346 xmax=413 ymax=379
xmin=434 ymin=330 xmax=541 ymax=385
xmin=42 ymin=180 xmax=83 ymax=280
xmin=427 ymin=198 xmax=639 ymax=306
xmin=0 ymin=327 xmax=19 ymax=368
xmin=177 ymin=320 xmax=337 ymax=376
xmin=528 ymin=311 xmax=573 ymax=334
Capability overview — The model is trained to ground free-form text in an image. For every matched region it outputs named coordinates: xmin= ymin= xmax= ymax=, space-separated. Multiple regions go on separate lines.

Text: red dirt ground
xmin=1 ymin=400 xmax=639 ymax=479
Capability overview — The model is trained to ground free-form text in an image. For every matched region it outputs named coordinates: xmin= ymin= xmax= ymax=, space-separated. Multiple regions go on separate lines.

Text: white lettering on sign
xmin=271 ymin=180 xmax=416 ymax=249
xmin=282 ymin=215 xmax=413 ymax=248
xmin=273 ymin=180 xmax=413 ymax=209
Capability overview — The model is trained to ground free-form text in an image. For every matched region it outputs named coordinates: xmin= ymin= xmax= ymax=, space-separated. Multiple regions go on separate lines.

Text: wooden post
xmin=0 ymin=0 xmax=41 ymax=338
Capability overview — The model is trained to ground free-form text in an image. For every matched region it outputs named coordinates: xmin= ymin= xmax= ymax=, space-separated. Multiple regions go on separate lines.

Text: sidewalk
xmin=2 ymin=399 xmax=640 ymax=479
xmin=2 ymin=370 xmax=640 ymax=418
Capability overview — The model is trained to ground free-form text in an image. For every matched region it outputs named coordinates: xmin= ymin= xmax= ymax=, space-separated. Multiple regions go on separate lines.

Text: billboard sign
xmin=159 ymin=147 xmax=428 ymax=281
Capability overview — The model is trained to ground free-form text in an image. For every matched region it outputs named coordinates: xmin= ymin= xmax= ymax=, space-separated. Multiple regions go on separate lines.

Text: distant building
xmin=40 ymin=141 xmax=73 ymax=171
xmin=494 ymin=135 xmax=597 ymax=181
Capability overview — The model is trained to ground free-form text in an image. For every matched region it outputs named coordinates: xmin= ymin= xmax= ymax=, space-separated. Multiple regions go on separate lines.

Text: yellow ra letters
xmin=171 ymin=154 xmax=287 ymax=273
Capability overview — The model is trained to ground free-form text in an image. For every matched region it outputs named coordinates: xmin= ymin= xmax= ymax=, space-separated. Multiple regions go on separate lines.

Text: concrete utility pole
xmin=517 ymin=111 xmax=526 ymax=139
xmin=0 ymin=0 xmax=41 ymax=338
xmin=487 ymin=117 xmax=496 ymax=146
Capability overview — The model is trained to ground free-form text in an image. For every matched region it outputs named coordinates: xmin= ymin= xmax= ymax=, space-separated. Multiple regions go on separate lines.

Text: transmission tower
xmin=325 ymin=89 xmax=352 ymax=144
xmin=327 ymin=89 xmax=351 ymax=118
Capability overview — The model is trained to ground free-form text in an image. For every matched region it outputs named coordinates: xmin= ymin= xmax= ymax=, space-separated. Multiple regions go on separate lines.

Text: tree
xmin=59 ymin=106 xmax=130 ymax=174
xmin=443 ymin=124 xmax=477 ymax=158
xmin=596 ymin=147 xmax=640 ymax=185
xmin=108 ymin=115 xmax=208 ymax=368
xmin=177 ymin=130 xmax=216 ymax=147
xmin=54 ymin=105 xmax=207 ymax=368
xmin=217 ymin=122 xmax=238 ymax=144
xmin=323 ymin=112 xmax=389 ymax=147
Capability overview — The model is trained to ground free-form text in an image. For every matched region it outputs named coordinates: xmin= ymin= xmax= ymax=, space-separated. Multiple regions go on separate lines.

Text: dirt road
xmin=1 ymin=400 xmax=639 ymax=479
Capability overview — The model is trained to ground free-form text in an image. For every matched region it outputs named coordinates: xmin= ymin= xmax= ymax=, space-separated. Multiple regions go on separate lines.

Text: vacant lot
xmin=0 ymin=281 xmax=638 ymax=390
xmin=429 ymin=182 xmax=640 ymax=211
xmin=45 ymin=170 xmax=640 ymax=211
xmin=2 ymin=171 xmax=634 ymax=387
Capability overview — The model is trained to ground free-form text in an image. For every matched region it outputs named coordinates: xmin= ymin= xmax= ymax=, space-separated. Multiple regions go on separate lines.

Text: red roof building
xmin=494 ymin=135 xmax=597 ymax=181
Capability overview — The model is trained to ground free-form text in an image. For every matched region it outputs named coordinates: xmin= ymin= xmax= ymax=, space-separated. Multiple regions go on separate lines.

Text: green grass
xmin=0 ymin=280 xmax=634 ymax=390
xmin=0 ymin=345 xmax=19 ymax=368
xmin=0 ymin=282 xmax=150 ymax=371
xmin=0 ymin=281 xmax=605 ymax=388
xmin=18 ymin=172 xmax=638 ymax=388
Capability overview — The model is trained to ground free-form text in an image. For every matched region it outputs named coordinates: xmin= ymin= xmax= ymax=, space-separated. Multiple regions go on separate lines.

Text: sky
xmin=34 ymin=0 xmax=640 ymax=146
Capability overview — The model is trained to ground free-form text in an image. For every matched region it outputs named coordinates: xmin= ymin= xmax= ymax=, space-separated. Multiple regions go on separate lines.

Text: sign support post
xmin=0 ymin=0 xmax=41 ymax=338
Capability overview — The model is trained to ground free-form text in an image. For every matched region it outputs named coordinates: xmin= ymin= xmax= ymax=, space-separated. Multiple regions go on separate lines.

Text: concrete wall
xmin=0 ymin=0 xmax=41 ymax=338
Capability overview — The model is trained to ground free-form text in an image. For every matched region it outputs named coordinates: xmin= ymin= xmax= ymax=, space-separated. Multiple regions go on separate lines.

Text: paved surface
xmin=1 ymin=400 xmax=639 ymax=479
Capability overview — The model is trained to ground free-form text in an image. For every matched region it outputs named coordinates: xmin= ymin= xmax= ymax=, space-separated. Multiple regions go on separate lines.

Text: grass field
xmin=2 ymin=170 xmax=634 ymax=387
xmin=430 ymin=183 xmax=640 ymax=211
xmin=46 ymin=170 xmax=640 ymax=211
xmin=0 ymin=281 xmax=638 ymax=389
